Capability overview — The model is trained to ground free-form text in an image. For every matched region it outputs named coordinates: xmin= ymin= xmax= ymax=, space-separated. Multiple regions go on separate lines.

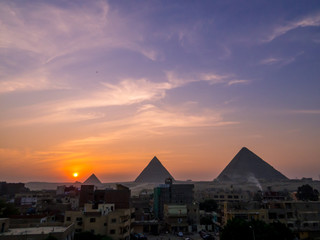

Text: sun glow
xmin=73 ymin=172 xmax=78 ymax=178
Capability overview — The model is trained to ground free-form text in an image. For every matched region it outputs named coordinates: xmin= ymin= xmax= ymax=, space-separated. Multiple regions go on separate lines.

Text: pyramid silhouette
xmin=84 ymin=174 xmax=102 ymax=184
xmin=135 ymin=156 xmax=174 ymax=183
xmin=217 ymin=147 xmax=288 ymax=182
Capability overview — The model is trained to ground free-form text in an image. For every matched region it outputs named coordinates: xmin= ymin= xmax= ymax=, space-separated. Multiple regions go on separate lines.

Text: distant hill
xmin=83 ymin=174 xmax=102 ymax=185
xmin=217 ymin=147 xmax=288 ymax=182
xmin=135 ymin=156 xmax=174 ymax=183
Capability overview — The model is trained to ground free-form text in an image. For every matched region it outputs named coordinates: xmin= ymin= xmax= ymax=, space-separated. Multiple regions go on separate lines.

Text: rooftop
xmin=0 ymin=225 xmax=72 ymax=236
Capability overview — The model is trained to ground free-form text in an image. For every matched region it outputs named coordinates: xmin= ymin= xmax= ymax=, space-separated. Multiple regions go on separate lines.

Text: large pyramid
xmin=83 ymin=174 xmax=102 ymax=185
xmin=135 ymin=156 xmax=174 ymax=183
xmin=217 ymin=147 xmax=288 ymax=182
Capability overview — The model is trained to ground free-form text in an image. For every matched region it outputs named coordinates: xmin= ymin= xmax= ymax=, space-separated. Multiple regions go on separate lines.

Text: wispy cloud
xmin=259 ymin=56 xmax=294 ymax=66
xmin=166 ymin=71 xmax=251 ymax=88
xmin=0 ymin=68 xmax=67 ymax=94
xmin=0 ymin=1 xmax=159 ymax=74
xmin=265 ymin=13 xmax=320 ymax=42
xmin=2 ymin=68 xmax=249 ymax=126
xmin=259 ymin=57 xmax=283 ymax=65
xmin=288 ymin=109 xmax=320 ymax=114
xmin=227 ymin=80 xmax=250 ymax=86
xmin=61 ymin=104 xmax=238 ymax=147
xmin=259 ymin=51 xmax=304 ymax=67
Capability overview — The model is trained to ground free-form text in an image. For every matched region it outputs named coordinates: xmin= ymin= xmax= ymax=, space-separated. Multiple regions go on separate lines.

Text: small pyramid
xmin=217 ymin=147 xmax=288 ymax=182
xmin=84 ymin=174 xmax=102 ymax=184
xmin=135 ymin=156 xmax=174 ymax=183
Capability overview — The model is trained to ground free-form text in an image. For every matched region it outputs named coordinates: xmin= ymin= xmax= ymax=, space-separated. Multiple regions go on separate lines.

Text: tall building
xmin=79 ymin=185 xmax=95 ymax=207
xmin=153 ymin=178 xmax=194 ymax=220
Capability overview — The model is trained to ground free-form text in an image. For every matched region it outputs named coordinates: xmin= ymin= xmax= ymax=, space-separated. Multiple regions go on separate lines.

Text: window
xmin=104 ymin=223 xmax=107 ymax=226
xmin=76 ymin=217 xmax=82 ymax=221
xmin=110 ymin=229 xmax=116 ymax=234
xmin=90 ymin=218 xmax=96 ymax=223
xmin=111 ymin=218 xmax=116 ymax=223
xmin=66 ymin=217 xmax=71 ymax=221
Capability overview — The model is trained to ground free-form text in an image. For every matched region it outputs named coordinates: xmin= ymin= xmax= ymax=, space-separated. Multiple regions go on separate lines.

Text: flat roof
xmin=0 ymin=226 xmax=70 ymax=236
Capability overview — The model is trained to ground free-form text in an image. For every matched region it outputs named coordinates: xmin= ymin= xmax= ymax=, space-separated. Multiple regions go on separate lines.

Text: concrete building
xmin=0 ymin=218 xmax=9 ymax=233
xmin=154 ymin=178 xmax=194 ymax=220
xmin=79 ymin=185 xmax=95 ymax=207
xmin=164 ymin=204 xmax=188 ymax=232
xmin=194 ymin=187 xmax=247 ymax=203
xmin=222 ymin=200 xmax=320 ymax=239
xmin=15 ymin=191 xmax=55 ymax=207
xmin=104 ymin=185 xmax=131 ymax=209
xmin=0 ymin=219 xmax=74 ymax=240
xmin=0 ymin=182 xmax=29 ymax=199
xmin=222 ymin=201 xmax=268 ymax=225
xmin=65 ymin=203 xmax=134 ymax=240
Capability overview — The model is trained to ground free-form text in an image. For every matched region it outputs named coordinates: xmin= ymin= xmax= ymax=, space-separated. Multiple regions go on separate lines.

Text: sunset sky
xmin=1 ymin=0 xmax=320 ymax=182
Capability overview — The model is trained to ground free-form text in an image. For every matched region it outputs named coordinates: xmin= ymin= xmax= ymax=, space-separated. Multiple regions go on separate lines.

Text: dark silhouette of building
xmin=154 ymin=178 xmax=194 ymax=220
xmin=105 ymin=184 xmax=131 ymax=209
xmin=0 ymin=182 xmax=29 ymax=198
xmin=79 ymin=185 xmax=95 ymax=207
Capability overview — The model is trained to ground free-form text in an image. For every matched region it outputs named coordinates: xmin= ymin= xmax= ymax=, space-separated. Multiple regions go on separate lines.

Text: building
xmin=222 ymin=201 xmax=268 ymax=225
xmin=222 ymin=200 xmax=320 ymax=239
xmin=104 ymin=185 xmax=131 ymax=209
xmin=0 ymin=182 xmax=29 ymax=198
xmin=164 ymin=204 xmax=188 ymax=232
xmin=154 ymin=178 xmax=194 ymax=220
xmin=194 ymin=186 xmax=247 ymax=203
xmin=0 ymin=218 xmax=74 ymax=240
xmin=0 ymin=218 xmax=9 ymax=233
xmin=79 ymin=185 xmax=95 ymax=207
xmin=65 ymin=203 xmax=134 ymax=240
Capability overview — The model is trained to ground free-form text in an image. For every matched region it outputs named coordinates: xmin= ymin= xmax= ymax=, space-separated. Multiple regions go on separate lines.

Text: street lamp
xmin=249 ymin=226 xmax=255 ymax=240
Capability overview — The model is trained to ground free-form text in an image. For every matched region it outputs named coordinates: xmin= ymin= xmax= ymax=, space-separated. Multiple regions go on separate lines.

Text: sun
xmin=73 ymin=172 xmax=78 ymax=178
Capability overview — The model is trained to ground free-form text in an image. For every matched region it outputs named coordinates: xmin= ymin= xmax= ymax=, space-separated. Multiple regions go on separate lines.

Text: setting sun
xmin=73 ymin=172 xmax=78 ymax=178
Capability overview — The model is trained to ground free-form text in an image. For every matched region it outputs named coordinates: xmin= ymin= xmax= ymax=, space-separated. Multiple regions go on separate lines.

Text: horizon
xmin=1 ymin=1 xmax=320 ymax=183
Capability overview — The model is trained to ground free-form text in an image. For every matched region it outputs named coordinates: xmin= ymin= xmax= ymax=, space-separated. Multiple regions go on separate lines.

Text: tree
xmin=199 ymin=199 xmax=218 ymax=212
xmin=44 ymin=235 xmax=58 ymax=240
xmin=200 ymin=215 xmax=213 ymax=225
xmin=75 ymin=231 xmax=113 ymax=240
xmin=221 ymin=219 xmax=294 ymax=240
xmin=0 ymin=199 xmax=19 ymax=217
xmin=296 ymin=184 xmax=319 ymax=201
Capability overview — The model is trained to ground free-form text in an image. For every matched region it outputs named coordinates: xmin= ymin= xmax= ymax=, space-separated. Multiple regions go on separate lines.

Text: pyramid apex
xmin=84 ymin=173 xmax=102 ymax=184
xmin=240 ymin=147 xmax=250 ymax=151
xmin=135 ymin=156 xmax=174 ymax=183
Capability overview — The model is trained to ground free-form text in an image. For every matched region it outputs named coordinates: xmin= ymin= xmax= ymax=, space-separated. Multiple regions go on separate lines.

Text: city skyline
xmin=1 ymin=0 xmax=320 ymax=182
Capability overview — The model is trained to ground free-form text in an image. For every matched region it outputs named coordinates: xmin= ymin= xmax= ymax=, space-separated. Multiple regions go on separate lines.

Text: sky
xmin=1 ymin=0 xmax=320 ymax=183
